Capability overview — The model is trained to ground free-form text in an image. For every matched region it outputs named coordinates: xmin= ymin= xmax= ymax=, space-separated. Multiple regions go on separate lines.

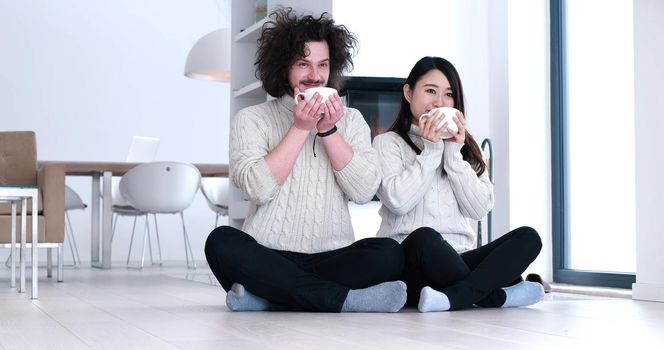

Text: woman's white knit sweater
xmin=373 ymin=125 xmax=494 ymax=252
xmin=229 ymin=95 xmax=381 ymax=253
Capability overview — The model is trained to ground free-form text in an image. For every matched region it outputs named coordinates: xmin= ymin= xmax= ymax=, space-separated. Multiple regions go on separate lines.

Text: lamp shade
xmin=184 ymin=28 xmax=231 ymax=82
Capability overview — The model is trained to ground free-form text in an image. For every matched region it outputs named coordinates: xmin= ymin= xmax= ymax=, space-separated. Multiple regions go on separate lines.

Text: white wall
xmin=487 ymin=0 xmax=511 ymax=249
xmin=334 ymin=0 xmax=491 ymax=142
xmin=506 ymin=0 xmax=552 ymax=280
xmin=632 ymin=0 xmax=664 ymax=302
xmin=0 ymin=1 xmax=231 ymax=264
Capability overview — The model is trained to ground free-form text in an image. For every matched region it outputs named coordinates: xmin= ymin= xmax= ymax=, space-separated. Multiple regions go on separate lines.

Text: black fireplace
xmin=340 ymin=76 xmax=404 ymax=139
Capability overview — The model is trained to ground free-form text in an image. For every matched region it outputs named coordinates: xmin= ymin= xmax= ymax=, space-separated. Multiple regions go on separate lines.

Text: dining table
xmin=38 ymin=161 xmax=229 ymax=269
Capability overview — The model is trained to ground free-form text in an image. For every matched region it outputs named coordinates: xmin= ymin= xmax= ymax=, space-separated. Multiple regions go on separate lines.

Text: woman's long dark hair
xmin=255 ymin=7 xmax=358 ymax=97
xmin=389 ymin=56 xmax=486 ymax=177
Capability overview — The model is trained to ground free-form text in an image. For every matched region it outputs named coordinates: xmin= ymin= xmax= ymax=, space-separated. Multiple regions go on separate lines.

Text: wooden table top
xmin=38 ymin=161 xmax=229 ymax=177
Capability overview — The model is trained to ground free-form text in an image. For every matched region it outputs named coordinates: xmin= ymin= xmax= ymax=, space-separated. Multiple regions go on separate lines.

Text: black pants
xmin=205 ymin=226 xmax=404 ymax=312
xmin=401 ymin=226 xmax=542 ymax=310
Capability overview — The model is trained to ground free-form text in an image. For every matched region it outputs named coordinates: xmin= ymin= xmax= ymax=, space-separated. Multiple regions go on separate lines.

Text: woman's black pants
xmin=401 ymin=226 xmax=542 ymax=310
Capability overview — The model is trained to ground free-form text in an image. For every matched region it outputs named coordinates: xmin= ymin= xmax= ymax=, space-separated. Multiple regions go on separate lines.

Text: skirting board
xmin=632 ymin=282 xmax=664 ymax=302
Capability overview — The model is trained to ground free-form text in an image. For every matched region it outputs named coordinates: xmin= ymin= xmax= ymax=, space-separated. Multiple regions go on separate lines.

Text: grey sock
xmin=341 ymin=281 xmax=407 ymax=313
xmin=418 ymin=286 xmax=451 ymax=312
xmin=226 ymin=283 xmax=271 ymax=311
xmin=502 ymin=281 xmax=545 ymax=308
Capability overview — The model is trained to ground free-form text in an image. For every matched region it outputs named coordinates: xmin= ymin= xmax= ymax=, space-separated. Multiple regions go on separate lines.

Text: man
xmin=204 ymin=7 xmax=406 ymax=312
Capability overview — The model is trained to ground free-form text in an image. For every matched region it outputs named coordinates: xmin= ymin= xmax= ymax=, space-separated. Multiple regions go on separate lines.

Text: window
xmin=551 ymin=0 xmax=636 ymax=288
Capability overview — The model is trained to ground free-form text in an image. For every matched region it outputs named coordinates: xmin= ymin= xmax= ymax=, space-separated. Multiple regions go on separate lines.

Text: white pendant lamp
xmin=184 ymin=28 xmax=231 ymax=82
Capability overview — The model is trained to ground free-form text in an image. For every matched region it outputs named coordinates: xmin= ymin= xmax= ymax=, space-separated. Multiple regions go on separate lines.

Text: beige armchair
xmin=0 ymin=131 xmax=65 ymax=281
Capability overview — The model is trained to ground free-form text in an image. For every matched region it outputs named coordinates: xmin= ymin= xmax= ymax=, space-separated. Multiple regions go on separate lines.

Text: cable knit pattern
xmin=229 ymin=96 xmax=381 ymax=253
xmin=374 ymin=125 xmax=494 ymax=252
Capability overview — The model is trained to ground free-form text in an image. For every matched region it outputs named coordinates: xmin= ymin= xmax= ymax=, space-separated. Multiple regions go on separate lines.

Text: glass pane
xmin=565 ymin=0 xmax=635 ymax=273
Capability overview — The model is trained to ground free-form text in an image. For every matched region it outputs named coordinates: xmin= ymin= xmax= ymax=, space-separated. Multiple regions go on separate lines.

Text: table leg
xmin=31 ymin=191 xmax=38 ymax=300
xmin=101 ymin=171 xmax=113 ymax=268
xmin=91 ymin=173 xmax=100 ymax=266
xmin=92 ymin=171 xmax=113 ymax=269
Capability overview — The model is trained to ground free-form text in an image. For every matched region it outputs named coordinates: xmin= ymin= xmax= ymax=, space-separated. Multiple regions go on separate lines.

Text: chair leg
xmin=65 ymin=212 xmax=75 ymax=265
xmin=127 ymin=215 xmax=148 ymax=270
xmin=64 ymin=211 xmax=81 ymax=268
xmin=69 ymin=222 xmax=82 ymax=268
xmin=139 ymin=216 xmax=149 ymax=269
xmin=180 ymin=211 xmax=196 ymax=269
xmin=152 ymin=214 xmax=163 ymax=266
xmin=111 ymin=213 xmax=119 ymax=243
xmin=146 ymin=215 xmax=154 ymax=265
xmin=47 ymin=248 xmax=53 ymax=278
xmin=57 ymin=244 xmax=63 ymax=282
xmin=214 ymin=213 xmax=219 ymax=228
xmin=126 ymin=216 xmax=139 ymax=267
xmin=9 ymin=202 xmax=16 ymax=288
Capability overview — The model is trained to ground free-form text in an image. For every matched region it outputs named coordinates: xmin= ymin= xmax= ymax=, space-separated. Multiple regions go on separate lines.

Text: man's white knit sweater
xmin=229 ymin=95 xmax=380 ymax=253
xmin=373 ymin=125 xmax=494 ymax=252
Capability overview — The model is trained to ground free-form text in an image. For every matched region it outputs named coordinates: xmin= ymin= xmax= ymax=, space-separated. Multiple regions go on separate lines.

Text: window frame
xmin=550 ymin=0 xmax=636 ymax=288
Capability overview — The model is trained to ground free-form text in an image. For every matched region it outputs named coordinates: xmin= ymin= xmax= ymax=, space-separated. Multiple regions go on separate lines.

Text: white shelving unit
xmin=229 ymin=0 xmax=332 ymax=228
xmin=233 ymin=80 xmax=264 ymax=99
xmin=234 ymin=17 xmax=267 ymax=44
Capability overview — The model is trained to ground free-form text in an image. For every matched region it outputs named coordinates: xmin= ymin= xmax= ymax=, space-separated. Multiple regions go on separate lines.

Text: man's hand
xmin=293 ymin=87 xmax=325 ymax=131
xmin=317 ymin=92 xmax=344 ymax=132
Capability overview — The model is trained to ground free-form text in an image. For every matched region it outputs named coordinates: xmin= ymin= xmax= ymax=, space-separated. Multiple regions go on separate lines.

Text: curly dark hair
xmin=255 ymin=7 xmax=358 ymax=98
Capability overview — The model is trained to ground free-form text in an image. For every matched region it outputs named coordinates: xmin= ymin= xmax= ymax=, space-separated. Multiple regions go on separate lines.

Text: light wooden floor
xmin=1 ymin=264 xmax=662 ymax=349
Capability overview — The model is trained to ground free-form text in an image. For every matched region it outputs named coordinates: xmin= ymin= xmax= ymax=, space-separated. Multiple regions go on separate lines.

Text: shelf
xmin=233 ymin=80 xmax=265 ymax=98
xmin=235 ymin=17 xmax=268 ymax=43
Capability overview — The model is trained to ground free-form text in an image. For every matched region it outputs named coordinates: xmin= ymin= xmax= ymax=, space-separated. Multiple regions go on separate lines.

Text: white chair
xmin=200 ymin=177 xmax=229 ymax=228
xmin=111 ymin=136 xmax=160 ymax=260
xmin=64 ymin=185 xmax=85 ymax=268
xmin=112 ymin=136 xmax=160 ymax=207
xmin=119 ymin=161 xmax=201 ymax=269
xmin=60 ymin=137 xmax=158 ymax=269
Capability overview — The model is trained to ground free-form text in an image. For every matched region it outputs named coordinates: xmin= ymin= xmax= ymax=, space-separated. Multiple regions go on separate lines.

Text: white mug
xmin=294 ymin=87 xmax=337 ymax=104
xmin=419 ymin=107 xmax=460 ymax=139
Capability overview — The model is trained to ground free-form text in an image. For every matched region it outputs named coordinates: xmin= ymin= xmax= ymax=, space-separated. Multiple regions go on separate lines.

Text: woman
xmin=373 ymin=56 xmax=544 ymax=311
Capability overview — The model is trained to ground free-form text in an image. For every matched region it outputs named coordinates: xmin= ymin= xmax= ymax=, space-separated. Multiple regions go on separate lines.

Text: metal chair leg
xmin=57 ymin=244 xmax=63 ymax=282
xmin=10 ymin=202 xmax=16 ymax=287
xmin=126 ymin=215 xmax=139 ymax=267
xmin=65 ymin=212 xmax=76 ymax=265
xmin=146 ymin=215 xmax=154 ymax=265
xmin=69 ymin=223 xmax=82 ymax=268
xmin=64 ymin=211 xmax=81 ymax=268
xmin=111 ymin=213 xmax=119 ymax=243
xmin=47 ymin=248 xmax=53 ymax=278
xmin=127 ymin=214 xmax=148 ymax=270
xmin=152 ymin=213 xmax=163 ymax=265
xmin=180 ymin=211 xmax=196 ymax=269
xmin=139 ymin=217 xmax=149 ymax=269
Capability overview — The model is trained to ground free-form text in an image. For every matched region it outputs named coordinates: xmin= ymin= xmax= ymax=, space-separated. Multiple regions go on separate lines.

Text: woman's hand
xmin=418 ymin=109 xmax=444 ymax=143
xmin=293 ymin=87 xmax=325 ymax=131
xmin=317 ymin=92 xmax=344 ymax=132
xmin=446 ymin=110 xmax=466 ymax=144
